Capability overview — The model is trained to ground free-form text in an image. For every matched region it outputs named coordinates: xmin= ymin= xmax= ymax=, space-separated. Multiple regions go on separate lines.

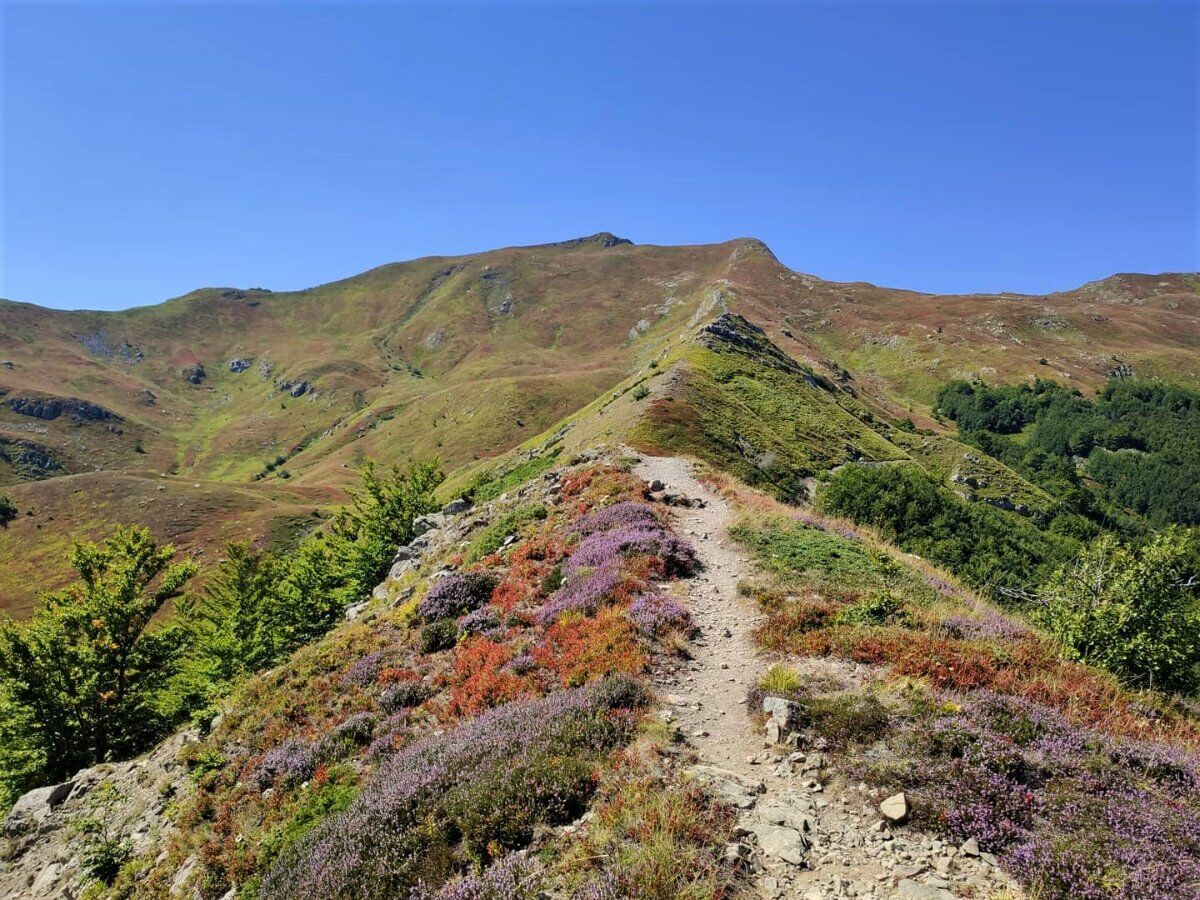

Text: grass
xmin=630 ymin=318 xmax=907 ymax=503
xmin=465 ymin=448 xmax=562 ymax=504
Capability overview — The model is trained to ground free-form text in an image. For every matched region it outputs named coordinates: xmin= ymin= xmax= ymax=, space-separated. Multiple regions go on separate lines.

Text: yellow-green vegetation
xmin=631 ymin=315 xmax=906 ymax=502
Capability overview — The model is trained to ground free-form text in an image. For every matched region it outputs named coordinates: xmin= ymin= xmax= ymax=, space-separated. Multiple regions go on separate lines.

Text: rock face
xmin=275 ymin=379 xmax=310 ymax=398
xmin=0 ymin=729 xmax=197 ymax=900
xmin=0 ymin=438 xmax=63 ymax=480
xmin=228 ymin=357 xmax=253 ymax=373
xmin=4 ymin=396 xmax=117 ymax=423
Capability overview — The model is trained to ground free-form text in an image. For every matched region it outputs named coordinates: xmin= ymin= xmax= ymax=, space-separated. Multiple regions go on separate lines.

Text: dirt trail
xmin=632 ymin=453 xmax=1019 ymax=900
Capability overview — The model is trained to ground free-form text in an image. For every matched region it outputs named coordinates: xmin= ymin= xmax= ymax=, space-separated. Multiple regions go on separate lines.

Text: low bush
xmin=418 ymin=573 xmax=499 ymax=621
xmin=534 ymin=609 xmax=647 ymax=687
xmin=259 ymin=678 xmax=646 ymax=900
xmin=627 ymin=593 xmax=693 ymax=637
xmin=419 ymin=619 xmax=459 ymax=654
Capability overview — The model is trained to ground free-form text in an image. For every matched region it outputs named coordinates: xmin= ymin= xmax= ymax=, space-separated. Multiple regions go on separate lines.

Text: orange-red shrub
xmin=533 ymin=608 xmax=647 ymax=687
xmin=448 ymin=637 xmax=533 ymax=717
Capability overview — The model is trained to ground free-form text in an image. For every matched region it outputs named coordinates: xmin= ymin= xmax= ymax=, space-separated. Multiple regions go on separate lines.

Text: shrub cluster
xmin=260 ymin=677 xmax=646 ymax=900
xmin=418 ymin=573 xmax=499 ymax=621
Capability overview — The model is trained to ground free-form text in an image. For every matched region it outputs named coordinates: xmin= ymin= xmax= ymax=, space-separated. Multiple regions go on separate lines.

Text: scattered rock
xmin=181 ymin=363 xmax=206 ymax=385
xmin=895 ymin=879 xmax=955 ymax=900
xmin=441 ymin=498 xmax=472 ymax=516
xmin=880 ymin=792 xmax=909 ymax=823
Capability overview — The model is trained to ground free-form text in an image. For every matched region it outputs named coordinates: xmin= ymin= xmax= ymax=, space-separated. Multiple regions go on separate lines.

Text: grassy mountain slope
xmin=1 ymin=235 xmax=1195 ymax=609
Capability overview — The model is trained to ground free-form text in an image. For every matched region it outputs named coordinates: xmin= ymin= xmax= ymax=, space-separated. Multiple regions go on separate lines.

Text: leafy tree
xmin=1036 ymin=528 xmax=1200 ymax=693
xmin=819 ymin=464 xmax=1076 ymax=593
xmin=0 ymin=494 xmax=15 ymax=527
xmin=327 ymin=458 xmax=444 ymax=600
xmin=0 ymin=526 xmax=196 ymax=779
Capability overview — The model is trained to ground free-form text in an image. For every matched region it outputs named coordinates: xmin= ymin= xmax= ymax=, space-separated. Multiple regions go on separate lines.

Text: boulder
xmin=762 ymin=695 xmax=802 ymax=730
xmin=441 ymin=497 xmax=472 ymax=516
xmin=228 ymin=358 xmax=253 ymax=373
xmin=880 ymin=791 xmax=909 ymax=823
xmin=2 ymin=780 xmax=75 ymax=835
xmin=747 ymin=822 xmax=808 ymax=865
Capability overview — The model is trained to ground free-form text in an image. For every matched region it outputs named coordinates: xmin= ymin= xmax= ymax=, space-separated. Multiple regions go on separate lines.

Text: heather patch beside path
xmin=632 ymin=452 xmax=1021 ymax=900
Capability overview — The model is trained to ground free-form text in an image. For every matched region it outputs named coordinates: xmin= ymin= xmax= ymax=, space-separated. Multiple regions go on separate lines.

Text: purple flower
xmin=408 ymin=854 xmax=542 ymax=899
xmin=571 ymin=502 xmax=661 ymax=537
xmin=937 ymin=612 xmax=1029 ymax=642
xmin=566 ymin=525 xmax=697 ymax=577
xmin=418 ymin=573 xmax=498 ymax=621
xmin=340 ymin=651 xmax=387 ymax=687
xmin=254 ymin=737 xmax=317 ymax=790
xmin=458 ymin=605 xmax=503 ymax=639
xmin=536 ymin=562 xmax=623 ymax=626
xmin=627 ymin=592 xmax=693 ymax=636
xmin=260 ymin=677 xmax=646 ymax=900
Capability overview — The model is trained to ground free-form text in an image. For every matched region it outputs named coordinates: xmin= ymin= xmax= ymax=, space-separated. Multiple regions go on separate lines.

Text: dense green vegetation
xmin=819 ymin=464 xmax=1079 ymax=592
xmin=0 ymin=494 xmax=15 ymax=527
xmin=1036 ymin=528 xmax=1200 ymax=693
xmin=0 ymin=460 xmax=441 ymax=812
xmin=936 ymin=377 xmax=1200 ymax=527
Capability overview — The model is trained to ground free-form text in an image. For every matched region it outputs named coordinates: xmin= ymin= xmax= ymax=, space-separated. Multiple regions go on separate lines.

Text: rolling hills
xmin=1 ymin=233 xmax=1196 ymax=609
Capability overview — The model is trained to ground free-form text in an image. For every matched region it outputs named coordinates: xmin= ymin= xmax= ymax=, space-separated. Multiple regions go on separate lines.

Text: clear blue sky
xmin=2 ymin=1 xmax=1196 ymax=311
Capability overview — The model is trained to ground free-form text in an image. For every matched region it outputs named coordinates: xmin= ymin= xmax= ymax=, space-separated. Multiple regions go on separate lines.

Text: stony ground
xmin=632 ymin=453 xmax=1021 ymax=900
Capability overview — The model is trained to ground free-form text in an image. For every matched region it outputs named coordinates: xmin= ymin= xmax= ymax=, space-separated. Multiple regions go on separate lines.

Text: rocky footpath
xmin=633 ymin=453 xmax=1021 ymax=900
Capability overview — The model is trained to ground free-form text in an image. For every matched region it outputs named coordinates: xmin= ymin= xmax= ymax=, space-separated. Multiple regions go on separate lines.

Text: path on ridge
xmin=631 ymin=453 xmax=1021 ymax=900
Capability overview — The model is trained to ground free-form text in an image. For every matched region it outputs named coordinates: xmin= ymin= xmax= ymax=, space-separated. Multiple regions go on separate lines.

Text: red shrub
xmin=533 ymin=608 xmax=647 ymax=687
xmin=448 ymin=637 xmax=534 ymax=717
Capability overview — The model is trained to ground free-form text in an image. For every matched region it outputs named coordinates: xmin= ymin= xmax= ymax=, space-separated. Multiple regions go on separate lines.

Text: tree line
xmin=0 ymin=459 xmax=442 ymax=810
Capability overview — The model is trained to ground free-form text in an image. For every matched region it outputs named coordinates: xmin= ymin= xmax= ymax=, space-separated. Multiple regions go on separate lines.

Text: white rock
xmin=880 ymin=791 xmax=908 ymax=822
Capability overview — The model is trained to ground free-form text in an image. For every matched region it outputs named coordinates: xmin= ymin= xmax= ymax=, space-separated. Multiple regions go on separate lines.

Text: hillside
xmin=3 ymin=255 xmax=1200 ymax=899
xmin=1 ymin=236 xmax=1197 ymax=608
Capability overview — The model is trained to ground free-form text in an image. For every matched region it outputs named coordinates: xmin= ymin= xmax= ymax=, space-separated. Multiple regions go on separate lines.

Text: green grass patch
xmin=731 ymin=518 xmax=879 ymax=586
xmin=464 ymin=503 xmax=548 ymax=562
xmin=467 ymin=449 xmax=562 ymax=504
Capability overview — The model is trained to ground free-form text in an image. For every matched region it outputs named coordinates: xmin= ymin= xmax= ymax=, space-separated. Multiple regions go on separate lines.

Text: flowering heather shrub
xmin=366 ymin=713 xmax=409 ymax=761
xmin=536 ymin=562 xmax=624 ymax=626
xmin=506 ymin=653 xmax=537 ymax=675
xmin=566 ymin=525 xmax=697 ymax=578
xmin=328 ymin=712 xmax=377 ymax=748
xmin=458 ymin=605 xmax=503 ymax=639
xmin=260 ymin=678 xmax=645 ymax=900
xmin=627 ymin=592 xmax=693 ymax=637
xmin=381 ymin=680 xmax=432 ymax=713
xmin=254 ymin=737 xmax=317 ymax=790
xmin=418 ymin=573 xmax=498 ymax=621
xmin=571 ymin=501 xmax=661 ymax=537
xmin=937 ymin=611 xmax=1029 ymax=642
xmin=340 ymin=651 xmax=387 ymax=687
xmin=534 ymin=609 xmax=646 ymax=687
xmin=408 ymin=853 xmax=543 ymax=900
xmin=890 ymin=692 xmax=1200 ymax=899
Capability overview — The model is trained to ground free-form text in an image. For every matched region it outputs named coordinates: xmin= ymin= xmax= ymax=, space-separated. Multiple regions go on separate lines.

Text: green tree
xmin=0 ymin=526 xmax=196 ymax=779
xmin=0 ymin=494 xmax=16 ymax=527
xmin=327 ymin=458 xmax=444 ymax=600
xmin=1036 ymin=528 xmax=1200 ymax=693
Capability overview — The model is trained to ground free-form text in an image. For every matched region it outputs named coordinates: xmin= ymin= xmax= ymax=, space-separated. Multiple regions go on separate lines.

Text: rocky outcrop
xmin=4 ymin=396 xmax=118 ymax=423
xmin=181 ymin=364 xmax=206 ymax=385
xmin=275 ymin=379 xmax=310 ymax=398
xmin=228 ymin=357 xmax=253 ymax=373
xmin=0 ymin=729 xmax=197 ymax=900
xmin=0 ymin=438 xmax=63 ymax=480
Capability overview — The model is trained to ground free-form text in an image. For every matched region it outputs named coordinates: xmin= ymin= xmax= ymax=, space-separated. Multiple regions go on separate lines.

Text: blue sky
xmin=1 ymin=1 xmax=1196 ymax=311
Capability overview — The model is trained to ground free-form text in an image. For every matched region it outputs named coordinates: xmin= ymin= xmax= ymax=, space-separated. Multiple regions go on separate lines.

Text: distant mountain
xmin=1 ymin=233 xmax=1196 ymax=609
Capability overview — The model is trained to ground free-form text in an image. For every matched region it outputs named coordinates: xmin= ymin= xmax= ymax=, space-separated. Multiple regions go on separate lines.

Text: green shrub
xmin=0 ymin=495 xmax=15 ymax=527
xmin=468 ymin=450 xmax=561 ymax=504
xmin=835 ymin=590 xmax=905 ymax=627
xmin=1036 ymin=528 xmax=1200 ymax=693
xmin=465 ymin=504 xmax=548 ymax=563
xmin=419 ymin=619 xmax=459 ymax=654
